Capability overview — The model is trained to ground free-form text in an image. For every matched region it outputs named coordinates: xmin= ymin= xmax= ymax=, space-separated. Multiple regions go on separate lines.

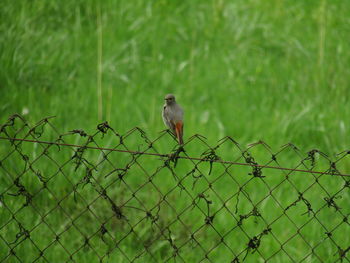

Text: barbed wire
xmin=1 ymin=136 xmax=349 ymax=178
xmin=0 ymin=114 xmax=349 ymax=263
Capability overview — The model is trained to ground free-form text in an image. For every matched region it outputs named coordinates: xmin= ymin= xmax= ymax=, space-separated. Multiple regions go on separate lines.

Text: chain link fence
xmin=0 ymin=114 xmax=349 ymax=262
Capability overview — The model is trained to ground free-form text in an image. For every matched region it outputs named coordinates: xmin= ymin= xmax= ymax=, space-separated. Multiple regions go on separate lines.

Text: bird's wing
xmin=177 ymin=104 xmax=184 ymax=120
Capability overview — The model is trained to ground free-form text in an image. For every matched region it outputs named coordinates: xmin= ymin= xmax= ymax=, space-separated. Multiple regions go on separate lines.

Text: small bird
xmin=162 ymin=94 xmax=184 ymax=145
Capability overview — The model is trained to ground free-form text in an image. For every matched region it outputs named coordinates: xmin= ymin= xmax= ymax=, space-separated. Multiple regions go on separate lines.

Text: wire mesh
xmin=0 ymin=114 xmax=349 ymax=262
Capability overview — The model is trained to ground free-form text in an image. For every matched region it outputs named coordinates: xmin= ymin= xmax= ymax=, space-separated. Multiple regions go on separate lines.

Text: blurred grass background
xmin=1 ymin=0 xmax=350 ymax=153
xmin=1 ymin=0 xmax=350 ymax=262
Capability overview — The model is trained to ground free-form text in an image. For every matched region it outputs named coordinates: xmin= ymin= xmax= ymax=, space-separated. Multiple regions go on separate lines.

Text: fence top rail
xmin=1 ymin=136 xmax=349 ymax=177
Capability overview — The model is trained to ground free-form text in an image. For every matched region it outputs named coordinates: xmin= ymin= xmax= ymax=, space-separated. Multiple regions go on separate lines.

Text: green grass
xmin=1 ymin=0 xmax=350 ymax=262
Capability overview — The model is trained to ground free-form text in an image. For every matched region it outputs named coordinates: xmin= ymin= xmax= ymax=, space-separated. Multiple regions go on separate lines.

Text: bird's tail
xmin=175 ymin=121 xmax=184 ymax=145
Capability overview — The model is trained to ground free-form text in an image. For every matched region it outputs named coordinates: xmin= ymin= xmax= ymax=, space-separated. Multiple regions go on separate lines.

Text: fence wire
xmin=0 ymin=114 xmax=349 ymax=263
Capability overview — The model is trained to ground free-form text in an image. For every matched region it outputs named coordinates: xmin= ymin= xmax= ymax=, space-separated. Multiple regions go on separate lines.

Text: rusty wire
xmin=0 ymin=114 xmax=349 ymax=263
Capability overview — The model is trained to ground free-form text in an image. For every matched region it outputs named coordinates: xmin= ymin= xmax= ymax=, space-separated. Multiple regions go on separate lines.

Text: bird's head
xmin=164 ymin=94 xmax=176 ymax=105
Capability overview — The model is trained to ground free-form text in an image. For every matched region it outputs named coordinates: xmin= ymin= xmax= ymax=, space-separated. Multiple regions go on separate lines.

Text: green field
xmin=1 ymin=0 xmax=350 ymax=262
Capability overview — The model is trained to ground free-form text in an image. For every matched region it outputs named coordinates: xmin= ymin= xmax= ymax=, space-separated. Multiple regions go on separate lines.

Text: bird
xmin=162 ymin=94 xmax=184 ymax=145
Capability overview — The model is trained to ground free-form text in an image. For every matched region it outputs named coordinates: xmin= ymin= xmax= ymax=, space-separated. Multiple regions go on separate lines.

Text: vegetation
xmin=1 ymin=0 xmax=349 ymax=262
